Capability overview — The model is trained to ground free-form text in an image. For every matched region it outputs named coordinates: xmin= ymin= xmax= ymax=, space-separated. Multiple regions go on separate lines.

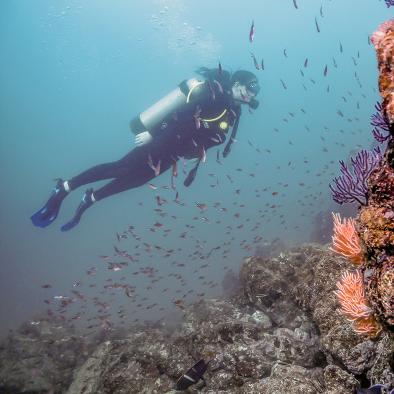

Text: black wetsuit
xmin=68 ymin=79 xmax=240 ymax=201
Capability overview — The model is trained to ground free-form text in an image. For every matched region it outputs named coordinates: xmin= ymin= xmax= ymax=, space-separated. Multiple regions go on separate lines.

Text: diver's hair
xmin=195 ymin=67 xmax=232 ymax=89
xmin=230 ymin=70 xmax=258 ymax=85
xmin=196 ymin=67 xmax=258 ymax=89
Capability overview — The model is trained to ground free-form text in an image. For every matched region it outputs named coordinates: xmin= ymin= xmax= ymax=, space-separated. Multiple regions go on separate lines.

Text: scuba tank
xmin=130 ymin=78 xmax=205 ymax=136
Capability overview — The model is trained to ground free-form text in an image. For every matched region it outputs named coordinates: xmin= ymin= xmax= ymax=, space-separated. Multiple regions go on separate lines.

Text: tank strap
xmin=200 ymin=109 xmax=227 ymax=123
xmin=186 ymin=81 xmax=205 ymax=103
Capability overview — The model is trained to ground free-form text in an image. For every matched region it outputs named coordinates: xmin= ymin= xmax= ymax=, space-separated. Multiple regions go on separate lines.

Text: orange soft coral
xmin=335 ymin=271 xmax=371 ymax=320
xmin=335 ymin=271 xmax=382 ymax=337
xmin=330 ymin=213 xmax=364 ymax=265
xmin=353 ymin=315 xmax=382 ymax=337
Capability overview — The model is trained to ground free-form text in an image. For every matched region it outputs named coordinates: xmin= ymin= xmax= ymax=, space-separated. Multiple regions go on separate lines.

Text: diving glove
xmin=135 ymin=131 xmax=153 ymax=146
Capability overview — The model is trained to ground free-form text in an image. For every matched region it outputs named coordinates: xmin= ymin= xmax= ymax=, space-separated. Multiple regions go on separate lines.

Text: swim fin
xmin=60 ymin=189 xmax=94 ymax=232
xmin=31 ymin=179 xmax=68 ymax=228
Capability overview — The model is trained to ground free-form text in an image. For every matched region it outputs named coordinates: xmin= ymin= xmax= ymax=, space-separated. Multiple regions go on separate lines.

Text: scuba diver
xmin=30 ymin=67 xmax=260 ymax=231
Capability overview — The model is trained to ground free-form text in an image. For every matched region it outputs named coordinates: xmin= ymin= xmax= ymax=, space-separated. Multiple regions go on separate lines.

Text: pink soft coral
xmin=370 ymin=19 xmax=394 ymax=49
xmin=330 ymin=213 xmax=364 ymax=265
xmin=335 ymin=271 xmax=382 ymax=337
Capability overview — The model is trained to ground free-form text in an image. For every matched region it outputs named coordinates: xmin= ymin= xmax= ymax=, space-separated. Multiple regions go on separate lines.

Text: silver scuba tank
xmin=130 ymin=78 xmax=203 ymax=135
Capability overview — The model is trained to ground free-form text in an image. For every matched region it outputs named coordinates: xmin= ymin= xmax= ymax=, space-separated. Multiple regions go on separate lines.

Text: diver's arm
xmin=223 ymin=107 xmax=242 ymax=158
xmin=130 ymin=78 xmax=206 ymax=143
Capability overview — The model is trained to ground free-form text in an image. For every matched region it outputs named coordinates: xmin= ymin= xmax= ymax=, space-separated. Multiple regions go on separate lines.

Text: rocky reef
xmin=1 ymin=244 xmax=393 ymax=393
xmin=330 ymin=19 xmax=394 ymax=339
xmin=372 ymin=19 xmax=394 ymax=126
xmin=358 ymin=144 xmax=394 ymax=332
xmin=1 ymin=17 xmax=393 ymax=394
xmin=358 ymin=18 xmax=394 ymax=333
xmin=0 ymin=315 xmax=91 ymax=393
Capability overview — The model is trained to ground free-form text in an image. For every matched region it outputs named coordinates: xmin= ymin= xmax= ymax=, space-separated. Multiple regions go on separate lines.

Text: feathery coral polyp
xmin=353 ymin=316 xmax=382 ymax=337
xmin=331 ymin=213 xmax=364 ymax=265
xmin=336 ymin=271 xmax=382 ymax=337
xmin=335 ymin=271 xmax=371 ymax=320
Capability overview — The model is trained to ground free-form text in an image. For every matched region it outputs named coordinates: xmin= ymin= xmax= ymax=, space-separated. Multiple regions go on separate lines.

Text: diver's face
xmin=231 ymin=82 xmax=255 ymax=103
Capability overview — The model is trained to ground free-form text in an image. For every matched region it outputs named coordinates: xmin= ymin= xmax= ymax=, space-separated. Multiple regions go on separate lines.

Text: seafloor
xmin=0 ymin=243 xmax=393 ymax=393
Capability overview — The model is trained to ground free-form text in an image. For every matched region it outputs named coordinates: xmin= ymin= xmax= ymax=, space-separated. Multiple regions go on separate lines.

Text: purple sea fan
xmin=371 ymin=102 xmax=391 ymax=143
xmin=330 ymin=147 xmax=383 ymax=205
xmin=385 ymin=0 xmax=394 ymax=7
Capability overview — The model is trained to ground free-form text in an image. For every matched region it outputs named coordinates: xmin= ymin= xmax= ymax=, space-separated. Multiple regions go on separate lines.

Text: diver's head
xmin=231 ymin=70 xmax=260 ymax=107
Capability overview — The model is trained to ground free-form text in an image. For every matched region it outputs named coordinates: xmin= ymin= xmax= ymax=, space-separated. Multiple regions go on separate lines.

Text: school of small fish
xmin=34 ymin=1 xmax=390 ymax=335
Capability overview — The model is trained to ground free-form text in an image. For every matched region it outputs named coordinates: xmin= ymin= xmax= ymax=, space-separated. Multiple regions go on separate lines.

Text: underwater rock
xmin=348 ymin=19 xmax=394 ymax=336
xmin=359 ymin=206 xmax=394 ymax=250
xmin=2 ymin=245 xmax=392 ymax=392
xmin=66 ymin=330 xmax=178 ymax=394
xmin=238 ymin=252 xmax=314 ymax=330
xmin=357 ymin=140 xmax=394 ymax=332
xmin=71 ymin=245 xmax=385 ymax=392
xmin=0 ymin=315 xmax=89 ymax=393
xmin=278 ymin=245 xmax=393 ymax=386
xmin=323 ymin=364 xmax=359 ymax=394
xmin=366 ymin=333 xmax=394 ymax=385
xmin=66 ymin=246 xmax=392 ymax=392
xmin=258 ymin=362 xmax=325 ymax=394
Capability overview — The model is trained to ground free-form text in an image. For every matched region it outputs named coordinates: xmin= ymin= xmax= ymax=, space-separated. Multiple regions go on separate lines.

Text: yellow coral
xmin=331 ymin=213 xmax=364 ymax=265
xmin=359 ymin=207 xmax=394 ymax=249
xmin=373 ymin=20 xmax=394 ymax=124
xmin=353 ymin=316 xmax=382 ymax=337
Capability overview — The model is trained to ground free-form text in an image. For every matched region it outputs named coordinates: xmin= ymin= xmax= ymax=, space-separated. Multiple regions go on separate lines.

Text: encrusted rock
xmin=2 ymin=245 xmax=393 ymax=393
xmin=323 ymin=364 xmax=359 ymax=394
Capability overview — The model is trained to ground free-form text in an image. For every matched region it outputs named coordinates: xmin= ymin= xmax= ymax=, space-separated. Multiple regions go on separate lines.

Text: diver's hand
xmin=135 ymin=131 xmax=153 ymax=146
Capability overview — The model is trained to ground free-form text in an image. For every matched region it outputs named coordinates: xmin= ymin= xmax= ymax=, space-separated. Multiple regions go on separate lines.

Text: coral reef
xmin=371 ymin=19 xmax=394 ymax=126
xmin=1 ymin=245 xmax=392 ymax=393
xmin=330 ymin=19 xmax=394 ymax=338
xmin=355 ymin=19 xmax=394 ymax=330
xmin=0 ymin=315 xmax=91 ymax=393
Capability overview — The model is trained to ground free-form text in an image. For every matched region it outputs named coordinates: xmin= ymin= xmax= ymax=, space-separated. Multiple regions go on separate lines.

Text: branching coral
xmin=329 ymin=148 xmax=382 ymax=205
xmin=371 ymin=102 xmax=392 ymax=143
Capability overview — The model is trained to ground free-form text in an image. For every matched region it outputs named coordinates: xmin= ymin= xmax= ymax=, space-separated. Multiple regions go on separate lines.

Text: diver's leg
xmin=30 ymin=160 xmax=124 ymax=229
xmin=61 ymin=154 xmax=173 ymax=231
xmin=93 ymin=171 xmax=158 ymax=200
xmin=31 ymin=150 xmax=138 ymax=228
xmin=67 ymin=155 xmax=137 ymax=191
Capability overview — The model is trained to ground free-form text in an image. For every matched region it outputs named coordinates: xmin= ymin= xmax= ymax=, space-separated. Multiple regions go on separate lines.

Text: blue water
xmin=0 ymin=0 xmax=392 ymax=336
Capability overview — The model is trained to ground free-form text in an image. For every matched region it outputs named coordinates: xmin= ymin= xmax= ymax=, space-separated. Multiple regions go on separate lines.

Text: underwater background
xmin=0 ymin=0 xmax=392 ymax=339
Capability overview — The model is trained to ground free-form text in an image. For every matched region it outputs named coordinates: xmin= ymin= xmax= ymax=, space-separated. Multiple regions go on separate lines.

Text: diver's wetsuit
xmin=67 ymin=79 xmax=240 ymax=201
